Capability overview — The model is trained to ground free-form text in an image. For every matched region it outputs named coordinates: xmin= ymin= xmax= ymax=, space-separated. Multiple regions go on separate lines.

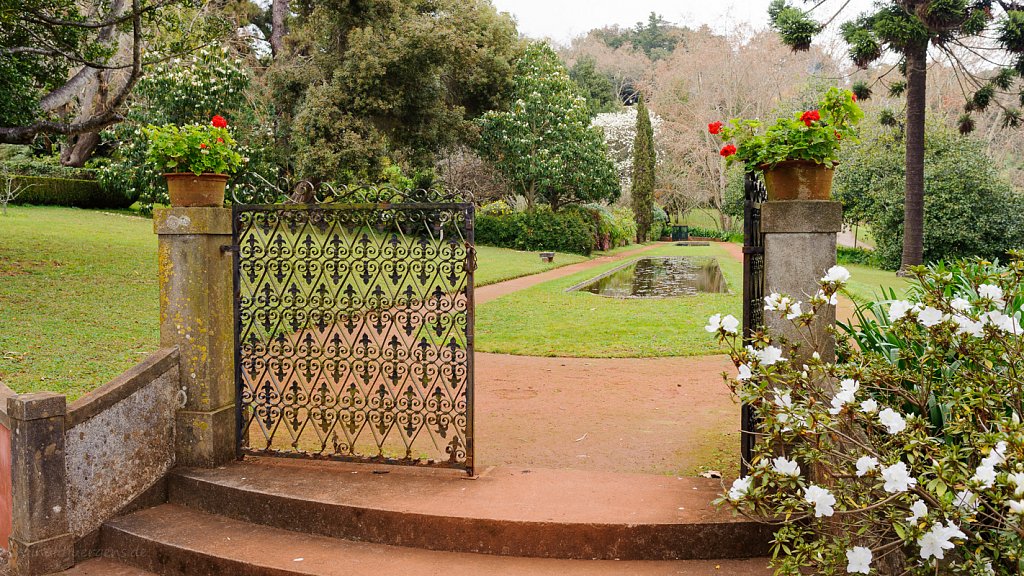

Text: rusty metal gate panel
xmin=741 ymin=172 xmax=767 ymax=475
xmin=231 ymin=184 xmax=475 ymax=473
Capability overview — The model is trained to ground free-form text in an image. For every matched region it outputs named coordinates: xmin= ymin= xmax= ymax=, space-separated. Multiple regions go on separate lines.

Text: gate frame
xmin=229 ymin=189 xmax=476 ymax=475
xmin=740 ymin=172 xmax=767 ymax=476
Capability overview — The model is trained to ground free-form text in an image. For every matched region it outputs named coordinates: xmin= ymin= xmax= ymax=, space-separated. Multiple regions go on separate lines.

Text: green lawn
xmin=475 ymin=243 xmax=742 ymax=358
xmin=0 ymin=206 xmax=598 ymax=397
xmin=475 ymin=246 xmax=588 ymax=286
xmin=0 ymin=206 xmax=160 ymax=400
xmin=842 ymin=263 xmax=911 ymax=305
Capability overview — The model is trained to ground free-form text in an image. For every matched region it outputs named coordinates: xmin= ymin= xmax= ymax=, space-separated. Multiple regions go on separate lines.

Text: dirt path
xmin=476 ymin=243 xmax=667 ymax=304
xmin=475 ymin=353 xmax=740 ymax=476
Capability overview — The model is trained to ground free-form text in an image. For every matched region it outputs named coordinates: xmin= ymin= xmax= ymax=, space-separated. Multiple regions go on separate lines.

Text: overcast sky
xmin=489 ymin=0 xmax=876 ymax=45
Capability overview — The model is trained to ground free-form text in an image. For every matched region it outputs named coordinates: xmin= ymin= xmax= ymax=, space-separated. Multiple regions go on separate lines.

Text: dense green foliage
xmin=578 ymin=204 xmax=637 ymax=250
xmin=835 ymin=124 xmax=1024 ymax=270
xmin=569 ymin=57 xmax=619 ymax=115
xmin=837 ymin=246 xmax=878 ymax=267
xmin=476 ymin=208 xmax=595 ymax=255
xmin=592 ymin=13 xmax=684 ymax=60
xmin=631 ymin=97 xmax=656 ymax=242
xmin=688 ymin=226 xmax=742 ymax=242
xmin=273 ymin=0 xmax=520 ymax=183
xmin=477 ymin=43 xmax=620 ymax=211
xmin=10 ymin=175 xmax=135 ymax=209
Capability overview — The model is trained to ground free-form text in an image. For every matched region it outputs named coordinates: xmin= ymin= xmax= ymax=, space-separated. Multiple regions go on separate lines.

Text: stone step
xmin=167 ymin=459 xmax=772 ymax=561
xmin=99 ymin=504 xmax=772 ymax=576
xmin=52 ymin=557 xmax=157 ymax=575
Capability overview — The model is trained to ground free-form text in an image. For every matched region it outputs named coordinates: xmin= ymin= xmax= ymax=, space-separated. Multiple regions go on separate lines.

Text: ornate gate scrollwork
xmin=231 ymin=183 xmax=475 ymax=473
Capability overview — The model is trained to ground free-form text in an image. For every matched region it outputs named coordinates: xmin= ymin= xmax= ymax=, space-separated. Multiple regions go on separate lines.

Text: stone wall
xmin=64 ymin=349 xmax=179 ymax=538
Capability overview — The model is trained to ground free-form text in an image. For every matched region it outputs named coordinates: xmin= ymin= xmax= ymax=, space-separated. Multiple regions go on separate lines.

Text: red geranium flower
xmin=217 ymin=137 xmax=225 ymax=144
xmin=852 ymin=93 xmax=858 ymax=102
xmin=835 ymin=131 xmax=842 ymax=140
xmin=720 ymin=144 xmax=737 ymax=158
xmin=200 ymin=143 xmax=208 ymax=149
xmin=708 ymin=121 xmax=723 ymax=135
xmin=211 ymin=115 xmax=228 ymax=128
xmin=800 ymin=110 xmax=821 ymax=127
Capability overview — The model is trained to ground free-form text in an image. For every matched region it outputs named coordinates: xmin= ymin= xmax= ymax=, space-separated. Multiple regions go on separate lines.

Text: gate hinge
xmin=221 ymin=244 xmax=240 ymax=254
xmin=742 ymin=246 xmax=764 ymax=254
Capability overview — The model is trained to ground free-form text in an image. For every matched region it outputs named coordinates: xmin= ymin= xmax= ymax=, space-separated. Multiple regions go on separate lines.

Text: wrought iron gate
xmin=740 ymin=172 xmax=767 ymax=475
xmin=231 ymin=184 xmax=475 ymax=473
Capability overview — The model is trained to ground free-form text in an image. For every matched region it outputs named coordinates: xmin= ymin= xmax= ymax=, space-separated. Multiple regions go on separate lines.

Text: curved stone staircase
xmin=55 ymin=459 xmax=773 ymax=575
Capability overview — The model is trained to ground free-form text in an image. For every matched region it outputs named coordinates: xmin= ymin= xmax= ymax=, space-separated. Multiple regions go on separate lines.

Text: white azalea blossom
xmin=737 ymin=364 xmax=752 ymax=381
xmin=889 ymin=300 xmax=917 ymax=322
xmin=720 ymin=314 xmax=740 ymax=335
xmin=804 ymin=485 xmax=836 ymax=517
xmin=918 ymin=522 xmax=966 ymax=560
xmin=845 ymin=546 xmax=872 ymax=574
xmin=953 ymin=489 xmax=979 ymax=513
xmin=878 ymin=408 xmax=907 ymax=434
xmin=972 ymin=464 xmax=997 ymax=489
xmin=786 ymin=301 xmax=803 ymax=320
xmin=917 ymin=306 xmax=945 ymax=328
xmin=953 ymin=314 xmax=985 ymax=337
xmin=748 ymin=345 xmax=785 ymax=366
xmin=978 ymin=284 xmax=1004 ymax=302
xmin=1008 ymin=500 xmax=1024 ymax=514
xmin=907 ymin=499 xmax=928 ymax=522
xmin=822 ymin=265 xmax=851 ymax=284
xmin=855 ymin=455 xmax=878 ymax=477
xmin=705 ymin=314 xmax=723 ymax=333
xmin=859 ymin=398 xmax=878 ymax=414
xmin=1008 ymin=472 xmax=1024 ymax=496
xmin=881 ymin=461 xmax=917 ymax=493
xmin=772 ymin=456 xmax=801 ymax=477
xmin=728 ymin=476 xmax=752 ymax=501
xmin=950 ymin=297 xmax=972 ymax=312
xmin=828 ymin=379 xmax=860 ymax=415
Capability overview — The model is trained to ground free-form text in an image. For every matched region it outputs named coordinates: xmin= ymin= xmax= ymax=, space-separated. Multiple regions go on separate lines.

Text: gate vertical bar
xmin=232 ymin=204 xmax=245 ymax=459
xmin=464 ymin=203 xmax=475 ymax=476
xmin=740 ymin=172 xmax=767 ymax=475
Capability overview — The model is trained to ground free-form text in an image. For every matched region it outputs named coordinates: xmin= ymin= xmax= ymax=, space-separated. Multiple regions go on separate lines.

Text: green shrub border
xmin=10 ymin=175 xmax=137 ymax=209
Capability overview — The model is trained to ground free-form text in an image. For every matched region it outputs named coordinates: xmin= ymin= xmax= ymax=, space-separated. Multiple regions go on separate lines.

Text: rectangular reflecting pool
xmin=568 ymin=257 xmax=729 ymax=298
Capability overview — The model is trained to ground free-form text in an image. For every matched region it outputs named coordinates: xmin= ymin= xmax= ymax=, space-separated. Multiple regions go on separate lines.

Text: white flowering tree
xmin=477 ymin=43 xmax=620 ymax=211
xmin=591 ymin=106 xmax=663 ymax=197
xmin=708 ymin=258 xmax=1024 ymax=574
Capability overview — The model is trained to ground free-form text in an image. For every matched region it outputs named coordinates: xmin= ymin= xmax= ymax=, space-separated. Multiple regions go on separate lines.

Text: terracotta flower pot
xmin=164 ymin=173 xmax=228 ymax=207
xmin=758 ymin=160 xmax=835 ymax=201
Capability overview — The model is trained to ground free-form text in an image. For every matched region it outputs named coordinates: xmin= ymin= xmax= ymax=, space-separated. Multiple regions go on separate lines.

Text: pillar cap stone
xmin=8 ymin=392 xmax=66 ymax=421
xmin=154 ymin=207 xmax=232 ymax=235
xmin=761 ymin=200 xmax=843 ymax=234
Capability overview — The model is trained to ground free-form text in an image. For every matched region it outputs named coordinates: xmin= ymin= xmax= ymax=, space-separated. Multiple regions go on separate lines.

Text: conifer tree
xmin=631 ymin=96 xmax=656 ymax=243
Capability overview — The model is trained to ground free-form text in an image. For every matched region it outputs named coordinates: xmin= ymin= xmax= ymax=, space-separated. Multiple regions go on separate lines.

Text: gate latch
xmin=221 ymin=244 xmax=240 ymax=255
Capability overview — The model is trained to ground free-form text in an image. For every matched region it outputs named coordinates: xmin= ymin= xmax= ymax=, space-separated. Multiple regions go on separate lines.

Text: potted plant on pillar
xmin=709 ymin=87 xmax=862 ymax=201
xmin=144 ymin=115 xmax=245 ymax=207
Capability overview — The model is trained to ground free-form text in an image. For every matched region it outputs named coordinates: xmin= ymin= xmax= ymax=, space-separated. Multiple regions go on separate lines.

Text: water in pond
xmin=574 ymin=257 xmax=728 ymax=298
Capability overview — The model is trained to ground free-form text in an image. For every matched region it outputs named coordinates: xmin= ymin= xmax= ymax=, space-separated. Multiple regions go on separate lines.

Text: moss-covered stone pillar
xmin=761 ymin=200 xmax=843 ymax=362
xmin=8 ymin=393 xmax=73 ymax=575
xmin=155 ymin=208 xmax=235 ymax=467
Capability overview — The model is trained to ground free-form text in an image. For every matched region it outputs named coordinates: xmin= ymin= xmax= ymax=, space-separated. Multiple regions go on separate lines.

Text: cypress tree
xmin=631 ymin=96 xmax=656 ymax=243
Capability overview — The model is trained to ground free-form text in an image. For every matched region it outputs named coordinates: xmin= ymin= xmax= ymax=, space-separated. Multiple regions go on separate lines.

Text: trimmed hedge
xmin=688 ymin=226 xmax=742 ymax=243
xmin=476 ymin=208 xmax=595 ymax=255
xmin=837 ymin=246 xmax=877 ymax=266
xmin=10 ymin=175 xmax=138 ymax=209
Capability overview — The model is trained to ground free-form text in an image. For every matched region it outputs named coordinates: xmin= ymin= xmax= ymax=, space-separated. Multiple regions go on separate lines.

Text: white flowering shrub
xmin=98 ymin=44 xmax=277 ymax=212
xmin=591 ymin=107 xmax=663 ymax=193
xmin=708 ymin=258 xmax=1024 ymax=574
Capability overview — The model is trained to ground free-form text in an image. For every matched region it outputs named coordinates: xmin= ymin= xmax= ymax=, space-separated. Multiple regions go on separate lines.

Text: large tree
xmin=477 ymin=43 xmax=620 ymax=211
xmin=269 ymin=0 xmax=520 ymax=183
xmin=0 ymin=0 xmax=218 ymax=163
xmin=631 ymin=96 xmax=656 ymax=242
xmin=769 ymin=0 xmax=1024 ymax=271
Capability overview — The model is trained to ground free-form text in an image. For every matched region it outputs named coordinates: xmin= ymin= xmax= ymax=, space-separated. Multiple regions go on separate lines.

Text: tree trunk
xmin=900 ymin=41 xmax=928 ymax=272
xmin=61 ymin=132 xmax=101 ymax=167
xmin=271 ymin=0 xmax=289 ymax=57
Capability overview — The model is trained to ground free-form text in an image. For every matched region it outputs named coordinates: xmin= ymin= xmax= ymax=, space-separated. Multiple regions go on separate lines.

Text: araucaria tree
xmin=769 ymin=0 xmax=1024 ymax=272
xmin=477 ymin=43 xmax=620 ymax=211
xmin=631 ymin=96 xmax=656 ymax=242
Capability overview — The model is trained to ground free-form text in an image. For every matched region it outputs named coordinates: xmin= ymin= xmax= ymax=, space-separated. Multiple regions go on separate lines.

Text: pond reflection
xmin=574 ymin=257 xmax=728 ymax=298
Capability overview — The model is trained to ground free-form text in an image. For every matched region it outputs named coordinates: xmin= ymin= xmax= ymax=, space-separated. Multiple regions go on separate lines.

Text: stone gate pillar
xmin=761 ymin=200 xmax=843 ymax=362
xmin=155 ymin=208 xmax=236 ymax=467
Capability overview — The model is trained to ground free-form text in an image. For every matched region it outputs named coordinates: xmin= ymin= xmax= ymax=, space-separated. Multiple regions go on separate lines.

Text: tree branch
xmin=22 ymin=0 xmax=173 ymax=30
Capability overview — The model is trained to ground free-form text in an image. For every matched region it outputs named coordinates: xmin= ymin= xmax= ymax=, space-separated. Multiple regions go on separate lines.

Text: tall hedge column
xmin=761 ymin=200 xmax=843 ymax=362
xmin=155 ymin=207 xmax=236 ymax=467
